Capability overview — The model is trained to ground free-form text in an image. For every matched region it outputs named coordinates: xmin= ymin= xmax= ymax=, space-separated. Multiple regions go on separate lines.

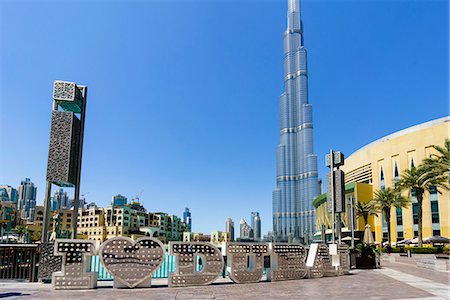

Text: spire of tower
xmin=287 ymin=0 xmax=301 ymax=31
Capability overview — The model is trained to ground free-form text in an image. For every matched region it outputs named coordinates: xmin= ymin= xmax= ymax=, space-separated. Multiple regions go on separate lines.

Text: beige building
xmin=341 ymin=117 xmax=449 ymax=242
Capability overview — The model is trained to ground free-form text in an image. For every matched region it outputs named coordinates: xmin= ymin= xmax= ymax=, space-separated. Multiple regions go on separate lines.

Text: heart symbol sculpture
xmin=99 ymin=237 xmax=165 ymax=288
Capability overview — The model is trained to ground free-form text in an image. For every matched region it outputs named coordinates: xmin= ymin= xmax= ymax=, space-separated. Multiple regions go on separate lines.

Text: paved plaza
xmin=0 ymin=260 xmax=448 ymax=300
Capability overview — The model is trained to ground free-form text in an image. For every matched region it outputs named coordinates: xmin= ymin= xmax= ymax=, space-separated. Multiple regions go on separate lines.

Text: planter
xmin=355 ymin=256 xmax=376 ymax=269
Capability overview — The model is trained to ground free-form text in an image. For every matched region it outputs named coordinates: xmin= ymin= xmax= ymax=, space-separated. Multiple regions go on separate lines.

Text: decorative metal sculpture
xmin=337 ymin=243 xmax=350 ymax=275
xmin=46 ymin=111 xmax=80 ymax=187
xmin=268 ymin=243 xmax=307 ymax=281
xmin=99 ymin=237 xmax=165 ymax=288
xmin=306 ymin=243 xmax=336 ymax=278
xmin=169 ymin=242 xmax=224 ymax=287
xmin=37 ymin=242 xmax=62 ymax=282
xmin=41 ymin=80 xmax=87 ymax=243
xmin=226 ymin=243 xmax=269 ymax=284
xmin=52 ymin=239 xmax=98 ymax=289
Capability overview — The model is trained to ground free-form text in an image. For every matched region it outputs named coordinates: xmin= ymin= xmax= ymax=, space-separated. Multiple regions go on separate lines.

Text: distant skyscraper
xmin=183 ymin=207 xmax=192 ymax=229
xmin=53 ymin=189 xmax=69 ymax=210
xmin=252 ymin=212 xmax=261 ymax=241
xmin=0 ymin=185 xmax=19 ymax=207
xmin=68 ymin=197 xmax=86 ymax=209
xmin=17 ymin=178 xmax=37 ymax=221
xmin=112 ymin=194 xmax=127 ymax=206
xmin=226 ymin=217 xmax=235 ymax=241
xmin=239 ymin=218 xmax=253 ymax=240
xmin=272 ymin=0 xmax=320 ymax=242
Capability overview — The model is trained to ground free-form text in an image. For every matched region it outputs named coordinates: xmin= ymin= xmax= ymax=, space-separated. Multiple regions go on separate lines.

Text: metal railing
xmin=91 ymin=254 xmax=177 ymax=280
xmin=0 ymin=244 xmax=38 ymax=282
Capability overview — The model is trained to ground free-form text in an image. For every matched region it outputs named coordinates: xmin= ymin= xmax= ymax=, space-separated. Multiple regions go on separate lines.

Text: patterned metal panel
xmin=307 ymin=243 xmax=336 ymax=278
xmin=226 ymin=243 xmax=269 ymax=284
xmin=53 ymin=80 xmax=82 ymax=113
xmin=268 ymin=243 xmax=307 ymax=281
xmin=169 ymin=242 xmax=224 ymax=287
xmin=337 ymin=244 xmax=350 ymax=275
xmin=52 ymin=239 xmax=98 ymax=289
xmin=37 ymin=242 xmax=62 ymax=282
xmin=46 ymin=111 xmax=80 ymax=187
xmin=99 ymin=237 xmax=165 ymax=288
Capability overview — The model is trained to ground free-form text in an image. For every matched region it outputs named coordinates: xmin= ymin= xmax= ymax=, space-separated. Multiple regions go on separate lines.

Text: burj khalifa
xmin=272 ymin=0 xmax=320 ymax=242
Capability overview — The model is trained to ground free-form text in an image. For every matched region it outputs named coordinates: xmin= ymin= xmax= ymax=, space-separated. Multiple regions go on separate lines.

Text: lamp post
xmin=349 ymin=195 xmax=355 ymax=249
xmin=326 ymin=150 xmax=345 ymax=245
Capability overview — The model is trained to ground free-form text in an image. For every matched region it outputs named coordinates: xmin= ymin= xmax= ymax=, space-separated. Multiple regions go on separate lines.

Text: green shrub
xmin=404 ymin=246 xmax=438 ymax=254
xmin=381 ymin=247 xmax=403 ymax=253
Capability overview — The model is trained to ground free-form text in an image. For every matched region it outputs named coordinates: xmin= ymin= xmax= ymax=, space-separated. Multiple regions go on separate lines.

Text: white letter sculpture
xmin=268 ymin=243 xmax=307 ymax=281
xmin=306 ymin=243 xmax=337 ymax=278
xmin=226 ymin=243 xmax=269 ymax=284
xmin=52 ymin=239 xmax=99 ymax=289
xmin=169 ymin=242 xmax=224 ymax=287
xmin=99 ymin=237 xmax=165 ymax=288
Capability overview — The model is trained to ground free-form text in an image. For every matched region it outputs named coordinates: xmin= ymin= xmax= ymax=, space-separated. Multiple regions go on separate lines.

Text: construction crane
xmin=132 ymin=190 xmax=144 ymax=203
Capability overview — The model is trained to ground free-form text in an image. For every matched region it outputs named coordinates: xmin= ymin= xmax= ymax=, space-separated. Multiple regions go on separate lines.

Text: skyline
xmin=1 ymin=0 xmax=448 ymax=236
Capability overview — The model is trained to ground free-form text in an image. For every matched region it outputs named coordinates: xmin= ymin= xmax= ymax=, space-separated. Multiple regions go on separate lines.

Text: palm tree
xmin=372 ymin=187 xmax=409 ymax=246
xmin=398 ymin=162 xmax=449 ymax=246
xmin=355 ymin=201 xmax=378 ymax=226
xmin=14 ymin=225 xmax=28 ymax=242
xmin=424 ymin=139 xmax=450 ymax=178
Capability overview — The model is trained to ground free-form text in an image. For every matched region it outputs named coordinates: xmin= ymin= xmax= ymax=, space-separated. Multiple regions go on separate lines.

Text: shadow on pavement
xmin=0 ymin=293 xmax=30 ymax=298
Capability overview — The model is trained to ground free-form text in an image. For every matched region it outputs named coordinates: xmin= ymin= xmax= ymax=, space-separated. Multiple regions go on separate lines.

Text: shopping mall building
xmin=314 ymin=116 xmax=449 ymax=243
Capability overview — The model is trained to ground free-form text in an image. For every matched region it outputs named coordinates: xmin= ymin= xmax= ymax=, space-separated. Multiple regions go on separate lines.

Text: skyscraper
xmin=226 ymin=217 xmax=235 ymax=241
xmin=17 ymin=178 xmax=37 ymax=221
xmin=272 ymin=0 xmax=320 ymax=242
xmin=53 ymin=189 xmax=69 ymax=210
xmin=112 ymin=194 xmax=127 ymax=206
xmin=252 ymin=212 xmax=261 ymax=241
xmin=239 ymin=218 xmax=253 ymax=240
xmin=183 ymin=207 xmax=192 ymax=230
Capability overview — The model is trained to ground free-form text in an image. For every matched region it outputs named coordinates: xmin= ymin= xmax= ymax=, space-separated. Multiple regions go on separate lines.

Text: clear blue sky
xmin=1 ymin=0 xmax=448 ymax=236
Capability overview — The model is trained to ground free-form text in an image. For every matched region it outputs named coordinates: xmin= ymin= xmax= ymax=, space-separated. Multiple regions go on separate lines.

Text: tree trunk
xmin=364 ymin=214 xmax=368 ymax=226
xmin=417 ymin=191 xmax=423 ymax=247
xmin=385 ymin=209 xmax=391 ymax=246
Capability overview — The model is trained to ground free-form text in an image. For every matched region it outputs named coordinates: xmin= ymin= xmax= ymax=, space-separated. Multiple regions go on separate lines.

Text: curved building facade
xmin=341 ymin=116 xmax=450 ymax=241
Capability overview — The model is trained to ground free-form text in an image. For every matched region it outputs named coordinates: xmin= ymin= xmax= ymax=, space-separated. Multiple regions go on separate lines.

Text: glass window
xmin=396 ymin=207 xmax=403 ymax=225
xmin=414 ymin=231 xmax=418 ymax=237
xmin=412 ymin=203 xmax=418 ymax=225
xmin=429 ymin=185 xmax=437 ymax=194
xmin=433 ymin=229 xmax=441 ymax=236
xmin=397 ymin=231 xmax=404 ymax=239
xmin=431 ymin=201 xmax=439 ymax=223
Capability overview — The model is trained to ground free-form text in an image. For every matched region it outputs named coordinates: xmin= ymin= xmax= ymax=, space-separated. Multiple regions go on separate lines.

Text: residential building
xmin=272 ymin=0 xmax=320 ymax=242
xmin=183 ymin=232 xmax=211 ymax=243
xmin=225 ymin=217 xmax=235 ymax=241
xmin=0 ymin=185 xmax=19 ymax=207
xmin=0 ymin=201 xmax=17 ymax=232
xmin=210 ymin=231 xmax=230 ymax=247
xmin=17 ymin=178 xmax=37 ymax=221
xmin=340 ymin=117 xmax=449 ymax=242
